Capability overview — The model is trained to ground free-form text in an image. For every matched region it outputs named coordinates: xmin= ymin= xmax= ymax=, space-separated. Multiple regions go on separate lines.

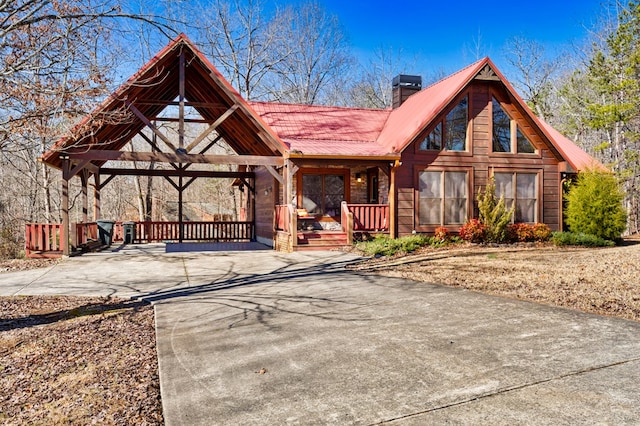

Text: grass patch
xmin=551 ymin=231 xmax=615 ymax=247
xmin=355 ymin=234 xmax=460 ymax=256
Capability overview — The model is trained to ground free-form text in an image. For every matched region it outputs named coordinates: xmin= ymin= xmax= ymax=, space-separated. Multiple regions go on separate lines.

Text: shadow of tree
xmin=0 ymin=298 xmax=149 ymax=332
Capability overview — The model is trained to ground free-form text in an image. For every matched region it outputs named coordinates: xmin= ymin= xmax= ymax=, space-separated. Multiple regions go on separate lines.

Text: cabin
xmin=30 ymin=34 xmax=598 ymax=257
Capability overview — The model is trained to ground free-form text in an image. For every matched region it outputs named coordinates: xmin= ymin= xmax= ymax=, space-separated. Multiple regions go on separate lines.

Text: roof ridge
xmin=420 ymin=57 xmax=488 ymax=92
xmin=248 ymin=100 xmax=389 ymax=113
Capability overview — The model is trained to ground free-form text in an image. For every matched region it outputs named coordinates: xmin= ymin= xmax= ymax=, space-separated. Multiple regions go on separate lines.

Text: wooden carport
xmin=40 ymin=34 xmax=288 ymax=255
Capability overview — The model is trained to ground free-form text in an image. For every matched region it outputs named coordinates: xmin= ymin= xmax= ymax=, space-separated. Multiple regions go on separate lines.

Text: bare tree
xmin=502 ymin=36 xmax=563 ymax=120
xmin=266 ymin=2 xmax=353 ymax=105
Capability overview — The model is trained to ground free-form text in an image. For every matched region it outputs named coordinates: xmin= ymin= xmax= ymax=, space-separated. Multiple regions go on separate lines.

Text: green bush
xmin=477 ymin=177 xmax=514 ymax=243
xmin=551 ymin=231 xmax=615 ymax=247
xmin=355 ymin=233 xmax=461 ymax=256
xmin=564 ymin=169 xmax=627 ymax=241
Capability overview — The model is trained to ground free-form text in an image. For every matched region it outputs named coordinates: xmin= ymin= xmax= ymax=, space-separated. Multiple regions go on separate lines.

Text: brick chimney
xmin=392 ymin=74 xmax=422 ymax=108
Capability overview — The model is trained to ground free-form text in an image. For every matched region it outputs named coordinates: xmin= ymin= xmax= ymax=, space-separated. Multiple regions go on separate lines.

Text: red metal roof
xmin=376 ymin=58 xmax=487 ymax=153
xmin=249 ymin=102 xmax=393 ymax=157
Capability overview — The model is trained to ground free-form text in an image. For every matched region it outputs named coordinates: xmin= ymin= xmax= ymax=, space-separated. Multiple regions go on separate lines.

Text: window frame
xmin=415 ymin=167 xmax=472 ymax=230
xmin=296 ymin=168 xmax=350 ymax=219
xmin=491 ymin=169 xmax=542 ymax=224
xmin=416 ymin=92 xmax=471 ymax=154
xmin=490 ymin=95 xmax=538 ymax=156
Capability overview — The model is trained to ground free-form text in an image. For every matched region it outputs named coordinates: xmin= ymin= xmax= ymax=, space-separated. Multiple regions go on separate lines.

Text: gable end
xmin=474 ymin=64 xmax=500 ymax=81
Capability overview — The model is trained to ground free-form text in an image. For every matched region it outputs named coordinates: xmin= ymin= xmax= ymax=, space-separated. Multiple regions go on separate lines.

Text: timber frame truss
xmin=42 ymin=34 xmax=288 ymax=255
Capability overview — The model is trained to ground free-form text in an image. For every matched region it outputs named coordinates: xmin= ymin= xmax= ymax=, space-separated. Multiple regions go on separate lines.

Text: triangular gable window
xmin=419 ymin=96 xmax=468 ymax=151
xmin=492 ymin=97 xmax=535 ymax=154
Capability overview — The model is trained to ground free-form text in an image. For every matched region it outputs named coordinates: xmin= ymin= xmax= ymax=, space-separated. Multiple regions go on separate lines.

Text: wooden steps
xmin=295 ymin=231 xmax=349 ymax=251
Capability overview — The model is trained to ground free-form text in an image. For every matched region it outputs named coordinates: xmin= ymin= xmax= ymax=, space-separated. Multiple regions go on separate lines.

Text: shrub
xmin=477 ymin=177 xmax=515 ymax=243
xmin=459 ymin=219 xmax=486 ymax=243
xmin=355 ymin=234 xmax=430 ymax=256
xmin=434 ymin=226 xmax=449 ymax=242
xmin=564 ymin=168 xmax=627 ymax=241
xmin=551 ymin=231 xmax=615 ymax=247
xmin=532 ymin=223 xmax=552 ymax=241
xmin=506 ymin=223 xmax=552 ymax=243
xmin=507 ymin=223 xmax=534 ymax=242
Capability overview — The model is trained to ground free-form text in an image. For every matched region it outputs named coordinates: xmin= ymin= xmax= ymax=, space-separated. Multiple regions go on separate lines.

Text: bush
xmin=507 ymin=223 xmax=552 ymax=243
xmin=564 ymin=169 xmax=627 ymax=241
xmin=551 ymin=231 xmax=615 ymax=247
xmin=477 ymin=177 xmax=514 ymax=243
xmin=532 ymin=223 xmax=552 ymax=241
xmin=459 ymin=219 xmax=486 ymax=243
xmin=434 ymin=226 xmax=449 ymax=242
xmin=355 ymin=232 xmax=462 ymax=256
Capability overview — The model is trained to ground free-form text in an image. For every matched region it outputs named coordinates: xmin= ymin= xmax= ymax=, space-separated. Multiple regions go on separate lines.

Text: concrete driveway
xmin=2 ymin=244 xmax=640 ymax=424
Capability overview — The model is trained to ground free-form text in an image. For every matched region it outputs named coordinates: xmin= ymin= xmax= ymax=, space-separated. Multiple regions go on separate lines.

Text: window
xmin=418 ymin=170 xmax=468 ymax=226
xmin=419 ymin=96 xmax=468 ymax=151
xmin=301 ymin=173 xmax=345 ymax=217
xmin=494 ymin=172 xmax=538 ymax=223
xmin=492 ymin=97 xmax=535 ymax=154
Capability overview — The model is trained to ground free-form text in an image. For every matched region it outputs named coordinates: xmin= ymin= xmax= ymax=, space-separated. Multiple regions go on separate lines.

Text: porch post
xmin=389 ymin=160 xmax=400 ymax=239
xmin=61 ymin=157 xmax=71 ymax=256
xmin=80 ymin=170 xmax=89 ymax=245
xmin=178 ymin=174 xmax=184 ymax=243
xmin=93 ymin=172 xmax=101 ymax=221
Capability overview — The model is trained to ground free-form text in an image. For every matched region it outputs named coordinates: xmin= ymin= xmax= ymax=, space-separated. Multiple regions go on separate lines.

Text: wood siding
xmin=396 ymin=81 xmax=564 ymax=236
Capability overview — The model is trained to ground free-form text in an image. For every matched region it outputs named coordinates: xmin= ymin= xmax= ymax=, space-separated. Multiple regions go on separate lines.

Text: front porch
xmin=274 ymin=202 xmax=390 ymax=251
xmin=25 ymin=203 xmax=390 ymax=257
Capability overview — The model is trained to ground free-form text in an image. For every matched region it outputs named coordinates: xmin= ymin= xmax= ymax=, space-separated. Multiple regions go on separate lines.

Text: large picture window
xmin=492 ymin=97 xmax=535 ymax=154
xmin=419 ymin=96 xmax=468 ymax=151
xmin=418 ymin=170 xmax=468 ymax=226
xmin=300 ymin=172 xmax=346 ymax=217
xmin=494 ymin=172 xmax=538 ymax=223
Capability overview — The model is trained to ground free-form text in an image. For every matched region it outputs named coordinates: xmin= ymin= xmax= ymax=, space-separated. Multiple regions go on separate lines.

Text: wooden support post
xmin=178 ymin=174 xmax=183 ymax=243
xmin=178 ymin=50 xmax=185 ymax=150
xmin=61 ymin=157 xmax=71 ymax=256
xmin=389 ymin=160 xmax=400 ymax=239
xmin=93 ymin=172 xmax=101 ymax=220
xmin=81 ymin=170 xmax=89 ymax=244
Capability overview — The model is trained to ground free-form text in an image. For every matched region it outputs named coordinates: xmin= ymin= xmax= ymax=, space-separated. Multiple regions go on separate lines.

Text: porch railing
xmin=137 ymin=221 xmax=254 ymax=243
xmin=347 ymin=204 xmax=390 ymax=232
xmin=25 ymin=223 xmax=64 ymax=258
xmin=275 ymin=204 xmax=294 ymax=233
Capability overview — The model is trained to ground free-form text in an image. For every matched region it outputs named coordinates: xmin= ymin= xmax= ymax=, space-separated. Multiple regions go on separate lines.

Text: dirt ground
xmin=349 ymin=239 xmax=640 ymax=322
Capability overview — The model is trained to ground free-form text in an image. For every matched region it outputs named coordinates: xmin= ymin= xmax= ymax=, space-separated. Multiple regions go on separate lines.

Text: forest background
xmin=1 ymin=0 xmax=639 ymax=257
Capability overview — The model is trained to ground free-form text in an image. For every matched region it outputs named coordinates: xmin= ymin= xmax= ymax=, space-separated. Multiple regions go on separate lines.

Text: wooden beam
xmin=68 ymin=159 xmax=91 ymax=179
xmin=184 ymin=105 xmax=238 ymax=153
xmin=99 ymin=167 xmax=255 ymax=179
xmin=264 ymin=165 xmax=284 ymax=185
xmin=69 ymin=150 xmax=284 ymax=166
xmin=126 ymin=102 xmax=178 ymax=152
xmin=179 ymin=50 xmax=185 ymax=149
xmin=98 ymin=174 xmax=116 ymax=190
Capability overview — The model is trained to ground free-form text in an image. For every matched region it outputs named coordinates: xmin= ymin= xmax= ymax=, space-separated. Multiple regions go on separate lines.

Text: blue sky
xmin=304 ymin=0 xmax=604 ymax=76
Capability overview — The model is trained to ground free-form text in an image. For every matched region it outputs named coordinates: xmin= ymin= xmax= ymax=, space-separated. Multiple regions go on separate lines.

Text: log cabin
xmin=36 ymin=34 xmax=599 ymax=256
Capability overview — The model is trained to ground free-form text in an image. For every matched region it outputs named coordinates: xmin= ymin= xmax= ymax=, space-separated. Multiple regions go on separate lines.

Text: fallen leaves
xmin=0 ymin=296 xmax=162 ymax=425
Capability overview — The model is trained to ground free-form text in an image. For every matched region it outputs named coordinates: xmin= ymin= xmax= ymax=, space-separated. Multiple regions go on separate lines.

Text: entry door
xmin=367 ymin=168 xmax=379 ymax=204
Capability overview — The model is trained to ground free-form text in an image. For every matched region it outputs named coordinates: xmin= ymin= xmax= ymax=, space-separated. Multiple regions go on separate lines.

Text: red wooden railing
xmin=347 ymin=204 xmax=390 ymax=232
xmin=136 ymin=221 xmax=253 ymax=243
xmin=25 ymin=223 xmax=64 ymax=258
xmin=76 ymin=221 xmax=253 ymax=244
xmin=275 ymin=205 xmax=293 ymax=233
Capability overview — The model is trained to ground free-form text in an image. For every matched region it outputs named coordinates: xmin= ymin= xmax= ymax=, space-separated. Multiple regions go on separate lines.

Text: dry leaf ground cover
xmin=350 ymin=238 xmax=640 ymax=322
xmin=0 ymin=296 xmax=162 ymax=425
